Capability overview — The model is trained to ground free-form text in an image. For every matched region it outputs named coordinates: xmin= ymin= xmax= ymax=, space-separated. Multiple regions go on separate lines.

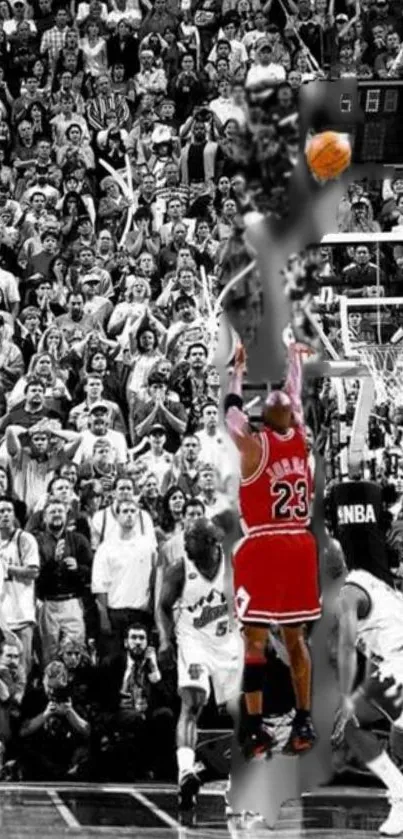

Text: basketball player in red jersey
xmin=225 ymin=340 xmax=320 ymax=759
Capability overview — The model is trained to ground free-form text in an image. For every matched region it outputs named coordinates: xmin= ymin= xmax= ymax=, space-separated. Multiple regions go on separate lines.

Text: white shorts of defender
xmin=177 ymin=630 xmax=243 ymax=706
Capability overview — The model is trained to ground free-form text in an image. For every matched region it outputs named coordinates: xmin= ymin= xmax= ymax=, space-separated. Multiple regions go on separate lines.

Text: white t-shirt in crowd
xmin=91 ymin=505 xmax=155 ymax=551
xmin=0 ymin=530 xmax=40 ymax=629
xmin=92 ymin=529 xmax=157 ymax=611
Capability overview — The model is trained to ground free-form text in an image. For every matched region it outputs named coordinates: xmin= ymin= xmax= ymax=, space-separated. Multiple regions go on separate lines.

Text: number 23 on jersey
xmin=271 ymin=478 xmax=309 ymax=521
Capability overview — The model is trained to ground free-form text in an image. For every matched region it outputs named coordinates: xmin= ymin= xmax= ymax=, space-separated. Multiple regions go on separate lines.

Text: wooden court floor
xmin=0 ymin=782 xmax=394 ymax=838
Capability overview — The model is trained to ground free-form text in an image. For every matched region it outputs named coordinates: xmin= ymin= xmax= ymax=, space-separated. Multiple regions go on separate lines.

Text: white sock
xmin=177 ymin=746 xmax=195 ymax=778
xmin=367 ymin=751 xmax=403 ymax=798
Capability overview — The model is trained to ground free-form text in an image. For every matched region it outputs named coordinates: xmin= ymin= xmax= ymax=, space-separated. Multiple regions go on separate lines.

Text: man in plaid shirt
xmin=40 ymin=8 xmax=70 ymax=68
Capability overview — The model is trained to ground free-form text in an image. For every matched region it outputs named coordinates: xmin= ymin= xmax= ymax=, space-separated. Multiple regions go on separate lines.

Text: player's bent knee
xmin=344 ymin=723 xmax=384 ymax=764
xmin=181 ymin=687 xmax=206 ymax=717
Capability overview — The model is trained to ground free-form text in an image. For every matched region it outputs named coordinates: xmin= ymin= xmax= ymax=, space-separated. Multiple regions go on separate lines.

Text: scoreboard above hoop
xmin=339 ymin=81 xmax=403 ymax=165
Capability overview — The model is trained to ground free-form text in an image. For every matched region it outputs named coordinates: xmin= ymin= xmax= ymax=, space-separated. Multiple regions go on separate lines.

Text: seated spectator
xmin=342 ymin=244 xmax=384 ymax=293
xmin=338 ymin=195 xmax=381 ymax=233
xmin=57 ymin=637 xmax=96 ymax=721
xmin=18 ymin=660 xmax=91 ymax=780
xmin=95 ymin=623 xmax=176 ymax=780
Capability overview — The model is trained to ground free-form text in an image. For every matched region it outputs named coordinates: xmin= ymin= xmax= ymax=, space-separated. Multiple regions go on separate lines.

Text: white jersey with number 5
xmin=345 ymin=569 xmax=403 ymax=682
xmin=176 ymin=552 xmax=231 ymax=646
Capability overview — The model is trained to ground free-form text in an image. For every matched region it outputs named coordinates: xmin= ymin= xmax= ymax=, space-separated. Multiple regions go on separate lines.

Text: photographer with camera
xmin=94 ymin=623 xmax=176 ymax=781
xmin=17 ymin=660 xmax=91 ymax=780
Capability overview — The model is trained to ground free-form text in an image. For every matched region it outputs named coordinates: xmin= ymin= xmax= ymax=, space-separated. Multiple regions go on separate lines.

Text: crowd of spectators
xmin=0 ymin=0 xmax=401 ymax=783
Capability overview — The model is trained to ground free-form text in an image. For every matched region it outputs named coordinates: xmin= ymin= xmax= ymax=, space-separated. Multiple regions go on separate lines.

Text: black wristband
xmin=224 ymin=393 xmax=243 ymax=413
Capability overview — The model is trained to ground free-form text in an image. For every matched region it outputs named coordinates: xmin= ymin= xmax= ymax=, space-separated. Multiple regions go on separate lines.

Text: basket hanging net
xmin=352 ymin=343 xmax=403 ymax=407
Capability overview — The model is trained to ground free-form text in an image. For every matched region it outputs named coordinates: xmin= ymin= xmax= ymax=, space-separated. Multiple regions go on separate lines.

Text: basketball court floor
xmin=0 ymin=781 xmax=393 ymax=839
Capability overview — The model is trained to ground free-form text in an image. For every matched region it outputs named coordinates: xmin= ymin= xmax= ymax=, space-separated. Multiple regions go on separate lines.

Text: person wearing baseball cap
xmin=132 ymin=423 xmax=173 ymax=490
xmin=75 ymin=400 xmax=128 ymax=467
xmin=149 ymin=422 xmax=166 ymax=435
xmin=88 ymin=400 xmax=109 ymax=413
xmin=246 ymin=36 xmax=286 ymax=101
xmin=79 ymin=274 xmax=113 ymax=328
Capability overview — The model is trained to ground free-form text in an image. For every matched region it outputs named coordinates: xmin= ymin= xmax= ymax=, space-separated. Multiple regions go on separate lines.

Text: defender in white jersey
xmin=333 ymin=568 xmax=403 ymax=836
xmin=157 ymin=517 xmax=241 ymax=819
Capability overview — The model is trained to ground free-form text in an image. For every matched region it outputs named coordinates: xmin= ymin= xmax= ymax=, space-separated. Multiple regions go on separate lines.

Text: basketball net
xmin=351 ymin=343 xmax=403 ymax=407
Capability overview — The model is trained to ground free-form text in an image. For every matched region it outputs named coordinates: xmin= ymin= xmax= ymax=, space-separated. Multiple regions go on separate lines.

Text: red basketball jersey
xmin=239 ymin=426 xmax=311 ymax=534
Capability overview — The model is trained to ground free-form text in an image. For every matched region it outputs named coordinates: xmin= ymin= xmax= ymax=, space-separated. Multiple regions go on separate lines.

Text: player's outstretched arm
xmin=224 ymin=343 xmax=262 ymax=469
xmin=284 ymin=342 xmax=304 ymax=429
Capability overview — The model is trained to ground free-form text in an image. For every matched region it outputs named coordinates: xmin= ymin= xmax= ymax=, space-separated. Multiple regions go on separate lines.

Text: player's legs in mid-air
xmin=281 ymin=624 xmax=316 ymax=754
xmin=238 ymin=624 xmax=275 ymax=759
xmin=234 ymin=528 xmax=320 ymax=758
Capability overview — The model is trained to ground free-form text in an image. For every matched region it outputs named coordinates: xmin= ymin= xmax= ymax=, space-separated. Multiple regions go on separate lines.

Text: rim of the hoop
xmin=355 ymin=343 xmax=403 ymax=352
xmin=349 ymin=344 xmax=403 ymax=363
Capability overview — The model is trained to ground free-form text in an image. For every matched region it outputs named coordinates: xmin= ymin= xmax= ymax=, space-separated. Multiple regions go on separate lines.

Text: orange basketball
xmin=305 ymin=131 xmax=352 ymax=180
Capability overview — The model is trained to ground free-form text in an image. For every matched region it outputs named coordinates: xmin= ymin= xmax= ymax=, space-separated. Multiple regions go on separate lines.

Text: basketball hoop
xmin=351 ymin=344 xmax=403 ymax=406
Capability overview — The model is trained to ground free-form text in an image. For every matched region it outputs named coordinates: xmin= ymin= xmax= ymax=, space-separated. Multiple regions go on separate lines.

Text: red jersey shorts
xmin=233 ymin=529 xmax=321 ymax=625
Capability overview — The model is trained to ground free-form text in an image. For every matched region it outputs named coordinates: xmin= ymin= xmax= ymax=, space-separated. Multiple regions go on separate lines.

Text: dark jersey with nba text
xmin=239 ymin=426 xmax=311 ymax=534
xmin=326 ymin=480 xmax=395 ymax=585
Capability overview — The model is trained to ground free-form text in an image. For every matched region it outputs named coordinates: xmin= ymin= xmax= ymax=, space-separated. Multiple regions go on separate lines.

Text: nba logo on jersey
xmin=338 ymin=504 xmax=376 ymax=525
